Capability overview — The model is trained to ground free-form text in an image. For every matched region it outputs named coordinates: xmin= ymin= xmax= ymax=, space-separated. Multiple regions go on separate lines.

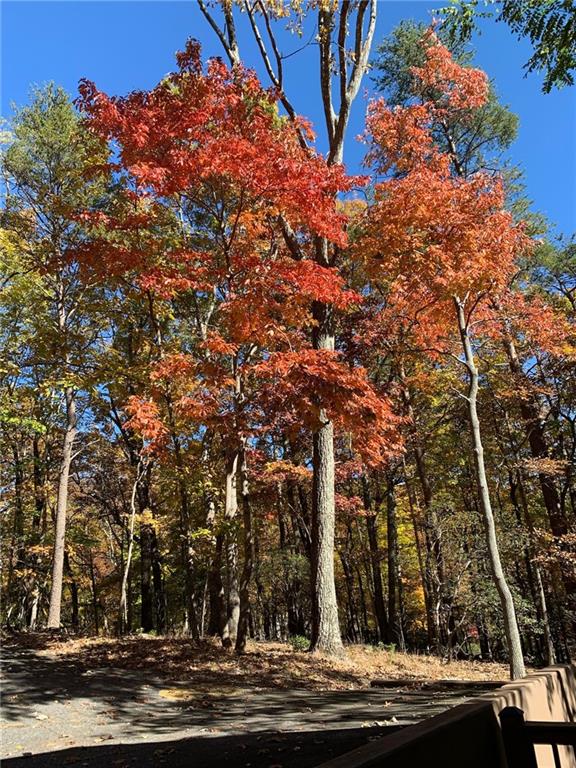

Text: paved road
xmin=1 ymin=643 xmax=488 ymax=768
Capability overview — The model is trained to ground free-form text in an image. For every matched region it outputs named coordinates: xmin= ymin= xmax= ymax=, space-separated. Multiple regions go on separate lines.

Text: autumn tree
xmin=358 ymin=36 xmax=532 ymax=677
xmin=197 ymin=0 xmax=378 ymax=655
xmin=74 ymin=40 xmax=391 ymax=654
xmin=1 ymin=86 xmax=108 ymax=629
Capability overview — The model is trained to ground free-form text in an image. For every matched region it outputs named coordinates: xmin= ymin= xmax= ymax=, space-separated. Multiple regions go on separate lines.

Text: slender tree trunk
xmin=222 ymin=449 xmax=240 ymax=647
xmin=362 ymin=475 xmax=389 ymax=642
xmin=89 ymin=551 xmax=99 ymax=636
xmin=504 ymin=337 xmax=569 ymax=538
xmin=64 ymin=551 xmax=79 ymax=631
xmin=28 ymin=435 xmax=45 ymax=629
xmin=512 ymin=469 xmax=556 ymax=665
xmin=404 ymin=469 xmax=435 ymax=649
xmin=7 ymin=443 xmax=25 ymax=622
xmin=386 ymin=477 xmax=403 ymax=647
xmin=236 ymin=442 xmax=253 ymax=654
xmin=399 ymin=373 xmax=445 ymax=652
xmin=140 ymin=521 xmax=154 ymax=632
xmin=167 ymin=403 xmax=199 ymax=639
xmin=47 ymin=387 xmax=77 ymax=629
xmin=208 ymin=532 xmax=226 ymax=636
xmin=455 ymin=297 xmax=525 ymax=679
xmin=151 ymin=528 xmax=165 ymax=633
xmin=119 ymin=463 xmax=140 ymax=634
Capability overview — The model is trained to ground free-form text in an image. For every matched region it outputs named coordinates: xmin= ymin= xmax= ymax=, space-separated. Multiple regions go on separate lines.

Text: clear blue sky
xmin=2 ymin=0 xmax=574 ymax=235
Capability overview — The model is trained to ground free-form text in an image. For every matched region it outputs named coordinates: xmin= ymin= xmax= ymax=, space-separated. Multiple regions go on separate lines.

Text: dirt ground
xmin=7 ymin=633 xmax=511 ymax=690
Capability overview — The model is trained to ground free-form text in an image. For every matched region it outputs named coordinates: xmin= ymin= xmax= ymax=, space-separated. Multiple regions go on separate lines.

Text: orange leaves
xmin=256 ymin=349 xmax=403 ymax=466
xmin=200 ymin=334 xmax=239 ymax=357
xmin=497 ymin=291 xmax=575 ymax=359
xmin=124 ymin=396 xmax=169 ymax=454
xmin=271 ymin=260 xmax=360 ymax=310
xmin=364 ymin=101 xmax=447 ymax=176
xmin=363 ymin=37 xmax=487 ymax=178
xmin=150 ymin=353 xmax=196 ymax=385
xmin=411 ymin=39 xmax=488 ymax=112
xmin=359 ymin=32 xmax=532 ymax=352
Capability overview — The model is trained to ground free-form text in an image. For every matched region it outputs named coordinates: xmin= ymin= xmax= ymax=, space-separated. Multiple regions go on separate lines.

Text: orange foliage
xmin=358 ymin=34 xmax=531 ymax=352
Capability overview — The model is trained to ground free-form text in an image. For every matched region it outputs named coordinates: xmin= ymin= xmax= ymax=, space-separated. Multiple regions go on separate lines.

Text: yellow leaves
xmin=189 ymin=527 xmax=215 ymax=542
xmin=138 ymin=508 xmax=157 ymax=530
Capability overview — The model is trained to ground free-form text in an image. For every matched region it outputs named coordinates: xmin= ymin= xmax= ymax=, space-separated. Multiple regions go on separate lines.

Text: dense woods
xmin=1 ymin=2 xmax=574 ymax=681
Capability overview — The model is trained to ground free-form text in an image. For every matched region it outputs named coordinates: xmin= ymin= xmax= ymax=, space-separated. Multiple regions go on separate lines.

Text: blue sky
xmin=2 ymin=0 xmax=574 ymax=235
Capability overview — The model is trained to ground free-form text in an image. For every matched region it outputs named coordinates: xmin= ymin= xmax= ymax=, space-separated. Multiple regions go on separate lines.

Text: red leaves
xmin=255 ymin=349 xmax=402 ymax=466
xmin=363 ymin=36 xmax=488 ymax=178
xmin=77 ymin=39 xmax=351 ymax=248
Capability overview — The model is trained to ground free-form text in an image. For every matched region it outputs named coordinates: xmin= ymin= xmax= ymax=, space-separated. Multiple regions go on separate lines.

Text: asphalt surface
xmin=1 ymin=643 xmax=490 ymax=768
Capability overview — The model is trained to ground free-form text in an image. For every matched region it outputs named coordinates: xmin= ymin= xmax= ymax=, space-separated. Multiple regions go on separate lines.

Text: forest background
xmin=1 ymin=0 xmax=575 ymax=681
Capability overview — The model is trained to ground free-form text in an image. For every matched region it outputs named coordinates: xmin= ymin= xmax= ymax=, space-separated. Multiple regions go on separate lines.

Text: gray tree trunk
xmin=222 ymin=449 xmax=240 ymax=647
xmin=235 ymin=441 xmax=253 ymax=654
xmin=310 ymin=372 xmax=344 ymax=655
xmin=454 ymin=297 xmax=525 ymax=679
xmin=46 ymin=386 xmax=77 ymax=629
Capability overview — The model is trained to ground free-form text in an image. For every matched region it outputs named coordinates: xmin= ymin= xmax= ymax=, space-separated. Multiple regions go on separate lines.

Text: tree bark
xmin=454 ymin=296 xmax=525 ymax=679
xmin=64 ymin=551 xmax=79 ymax=632
xmin=235 ymin=442 xmax=253 ymax=653
xmin=386 ymin=476 xmax=403 ymax=648
xmin=222 ymin=449 xmax=240 ymax=647
xmin=47 ymin=386 xmax=77 ymax=629
xmin=309 ymin=341 xmax=344 ymax=655
xmin=362 ymin=475 xmax=389 ymax=642
xmin=140 ymin=520 xmax=154 ymax=633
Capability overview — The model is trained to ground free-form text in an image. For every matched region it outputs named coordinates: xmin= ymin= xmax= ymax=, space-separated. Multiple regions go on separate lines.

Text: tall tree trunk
xmin=64 ymin=551 xmax=79 ymax=631
xmin=404 ymin=469 xmax=435 ymax=649
xmin=151 ymin=528 xmax=165 ymax=633
xmin=309 ymin=296 xmax=344 ymax=655
xmin=208 ymin=533 xmax=226 ymax=636
xmin=89 ymin=550 xmax=100 ymax=636
xmin=386 ymin=477 xmax=403 ymax=647
xmin=167 ymin=402 xmax=199 ymax=639
xmin=362 ymin=475 xmax=389 ymax=642
xmin=7 ymin=443 xmax=26 ymax=622
xmin=28 ymin=435 xmax=46 ymax=629
xmin=47 ymin=387 xmax=77 ymax=629
xmin=140 ymin=521 xmax=154 ymax=632
xmin=222 ymin=449 xmax=240 ymax=647
xmin=119 ymin=464 xmax=139 ymax=635
xmin=455 ymin=297 xmax=525 ymax=679
xmin=511 ymin=469 xmax=556 ymax=665
xmin=236 ymin=442 xmax=253 ymax=653
xmin=399 ymin=372 xmax=445 ymax=652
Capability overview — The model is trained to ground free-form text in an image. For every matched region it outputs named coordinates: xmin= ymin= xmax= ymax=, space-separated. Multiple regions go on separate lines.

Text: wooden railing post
xmin=499 ymin=706 xmax=539 ymax=768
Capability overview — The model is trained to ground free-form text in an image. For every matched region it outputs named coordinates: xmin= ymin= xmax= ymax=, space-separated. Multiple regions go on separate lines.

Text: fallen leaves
xmin=11 ymin=634 xmax=511 ymax=692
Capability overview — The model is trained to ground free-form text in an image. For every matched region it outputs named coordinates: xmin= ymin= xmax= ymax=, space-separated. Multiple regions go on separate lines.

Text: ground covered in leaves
xmin=9 ymin=633 xmax=510 ymax=689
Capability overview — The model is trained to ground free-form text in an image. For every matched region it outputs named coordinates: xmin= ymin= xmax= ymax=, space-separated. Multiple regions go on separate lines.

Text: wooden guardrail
xmin=499 ymin=706 xmax=576 ymax=768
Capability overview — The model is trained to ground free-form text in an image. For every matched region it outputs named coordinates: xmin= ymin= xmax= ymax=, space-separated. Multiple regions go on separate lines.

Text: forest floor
xmin=1 ymin=634 xmax=511 ymax=768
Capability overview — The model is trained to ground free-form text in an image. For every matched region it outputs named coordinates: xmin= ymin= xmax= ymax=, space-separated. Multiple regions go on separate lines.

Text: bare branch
xmin=197 ymin=0 xmax=240 ymax=67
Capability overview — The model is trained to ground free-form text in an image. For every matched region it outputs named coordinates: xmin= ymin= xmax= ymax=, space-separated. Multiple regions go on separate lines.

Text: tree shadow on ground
xmin=2 ymin=725 xmax=404 ymax=768
xmin=3 ymin=633 xmax=366 ymax=691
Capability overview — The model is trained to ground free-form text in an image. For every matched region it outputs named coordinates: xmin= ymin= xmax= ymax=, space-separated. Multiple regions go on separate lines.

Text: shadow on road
xmin=2 ymin=724 xmax=402 ymax=768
